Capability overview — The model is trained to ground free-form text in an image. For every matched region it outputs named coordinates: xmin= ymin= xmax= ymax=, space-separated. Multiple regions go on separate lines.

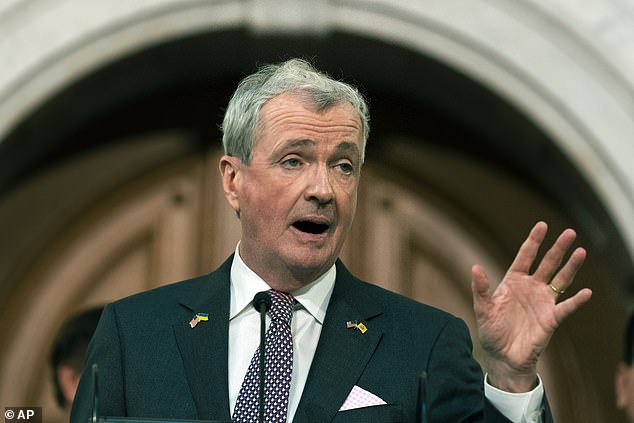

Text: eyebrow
xmin=273 ymin=139 xmax=361 ymax=163
xmin=283 ymin=139 xmax=360 ymax=155
xmin=286 ymin=139 xmax=315 ymax=149
xmin=334 ymin=141 xmax=361 ymax=159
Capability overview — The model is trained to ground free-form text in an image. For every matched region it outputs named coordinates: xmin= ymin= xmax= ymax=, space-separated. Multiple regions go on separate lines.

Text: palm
xmin=472 ymin=222 xmax=592 ymax=385
xmin=477 ymin=269 xmax=562 ymax=370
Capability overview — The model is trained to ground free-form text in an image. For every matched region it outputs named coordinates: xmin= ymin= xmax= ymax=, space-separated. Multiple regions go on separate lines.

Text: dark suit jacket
xmin=71 ymin=256 xmax=551 ymax=423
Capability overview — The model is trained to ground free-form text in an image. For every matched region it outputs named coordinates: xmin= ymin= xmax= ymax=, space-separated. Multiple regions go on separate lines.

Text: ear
xmin=57 ymin=365 xmax=81 ymax=406
xmin=616 ymin=362 xmax=630 ymax=408
xmin=219 ymin=155 xmax=242 ymax=216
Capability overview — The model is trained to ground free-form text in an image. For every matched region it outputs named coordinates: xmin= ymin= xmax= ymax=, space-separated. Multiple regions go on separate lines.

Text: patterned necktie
xmin=232 ymin=290 xmax=296 ymax=423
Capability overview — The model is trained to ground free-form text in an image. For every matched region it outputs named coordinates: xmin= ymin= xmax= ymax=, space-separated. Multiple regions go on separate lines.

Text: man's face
xmin=616 ymin=362 xmax=634 ymax=422
xmin=220 ymin=92 xmax=363 ymax=290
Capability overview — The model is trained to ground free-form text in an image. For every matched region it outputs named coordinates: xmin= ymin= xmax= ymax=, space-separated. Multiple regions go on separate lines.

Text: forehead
xmin=257 ymin=92 xmax=362 ymax=144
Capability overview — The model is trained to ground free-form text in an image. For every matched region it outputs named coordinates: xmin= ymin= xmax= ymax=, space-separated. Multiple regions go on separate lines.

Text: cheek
xmin=342 ymin=183 xmax=358 ymax=211
xmin=240 ymin=187 xmax=270 ymax=225
xmin=336 ymin=187 xmax=358 ymax=225
xmin=243 ymin=184 xmax=292 ymax=224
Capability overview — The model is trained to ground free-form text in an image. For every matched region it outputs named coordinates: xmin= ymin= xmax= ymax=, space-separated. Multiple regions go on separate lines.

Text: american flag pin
xmin=346 ymin=321 xmax=357 ymax=329
xmin=189 ymin=313 xmax=209 ymax=329
xmin=189 ymin=316 xmax=200 ymax=328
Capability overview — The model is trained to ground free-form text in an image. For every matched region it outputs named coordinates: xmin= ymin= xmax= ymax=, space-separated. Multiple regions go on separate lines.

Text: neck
xmin=254 ymin=264 xmax=328 ymax=293
xmin=237 ymin=247 xmax=333 ymax=292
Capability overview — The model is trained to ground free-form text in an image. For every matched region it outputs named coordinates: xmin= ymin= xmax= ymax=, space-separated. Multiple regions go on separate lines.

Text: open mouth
xmin=292 ymin=220 xmax=330 ymax=235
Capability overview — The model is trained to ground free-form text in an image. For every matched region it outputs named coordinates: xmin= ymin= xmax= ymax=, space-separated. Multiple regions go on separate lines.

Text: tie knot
xmin=268 ymin=289 xmax=295 ymax=325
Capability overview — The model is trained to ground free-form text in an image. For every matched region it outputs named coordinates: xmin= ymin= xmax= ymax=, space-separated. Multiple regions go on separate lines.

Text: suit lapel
xmin=173 ymin=257 xmax=232 ymax=421
xmin=294 ymin=262 xmax=384 ymax=423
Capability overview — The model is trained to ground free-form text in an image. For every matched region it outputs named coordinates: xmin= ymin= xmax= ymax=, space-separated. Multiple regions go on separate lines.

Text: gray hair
xmin=221 ymin=58 xmax=370 ymax=164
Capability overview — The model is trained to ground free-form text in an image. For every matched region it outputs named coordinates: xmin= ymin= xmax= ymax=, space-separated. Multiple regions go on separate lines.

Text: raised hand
xmin=471 ymin=221 xmax=592 ymax=392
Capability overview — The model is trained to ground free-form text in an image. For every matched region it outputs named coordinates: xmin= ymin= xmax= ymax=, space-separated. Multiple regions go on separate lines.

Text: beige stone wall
xmin=1 ymin=0 xmax=633 ymax=255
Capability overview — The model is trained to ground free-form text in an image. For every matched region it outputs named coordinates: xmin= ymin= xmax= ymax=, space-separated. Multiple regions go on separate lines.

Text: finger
xmin=508 ymin=221 xmax=548 ymax=274
xmin=532 ymin=228 xmax=577 ymax=282
xmin=471 ymin=264 xmax=491 ymax=315
xmin=549 ymin=247 xmax=586 ymax=293
xmin=554 ymin=288 xmax=592 ymax=322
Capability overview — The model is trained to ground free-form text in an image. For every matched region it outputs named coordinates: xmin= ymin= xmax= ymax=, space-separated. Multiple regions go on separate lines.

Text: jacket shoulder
xmin=336 ymin=261 xmax=463 ymax=330
xmin=107 ymin=256 xmax=232 ymax=318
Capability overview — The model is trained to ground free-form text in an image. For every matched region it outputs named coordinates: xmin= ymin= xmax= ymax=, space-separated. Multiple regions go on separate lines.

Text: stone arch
xmin=1 ymin=0 xmax=633 ymax=259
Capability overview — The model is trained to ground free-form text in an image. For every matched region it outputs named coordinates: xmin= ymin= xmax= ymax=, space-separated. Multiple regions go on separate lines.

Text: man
xmin=616 ymin=310 xmax=634 ymax=422
xmin=51 ymin=306 xmax=103 ymax=409
xmin=71 ymin=59 xmax=592 ymax=422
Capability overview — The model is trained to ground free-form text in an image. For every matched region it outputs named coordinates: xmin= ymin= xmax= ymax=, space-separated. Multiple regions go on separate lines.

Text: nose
xmin=305 ymin=164 xmax=334 ymax=205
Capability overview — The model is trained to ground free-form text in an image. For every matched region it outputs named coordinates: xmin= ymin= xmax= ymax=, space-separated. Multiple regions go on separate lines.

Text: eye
xmin=335 ymin=161 xmax=354 ymax=175
xmin=281 ymin=157 xmax=302 ymax=169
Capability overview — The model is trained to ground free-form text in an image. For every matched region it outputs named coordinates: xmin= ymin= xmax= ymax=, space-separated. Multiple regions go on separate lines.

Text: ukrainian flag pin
xmin=189 ymin=313 xmax=209 ymax=328
xmin=346 ymin=320 xmax=367 ymax=334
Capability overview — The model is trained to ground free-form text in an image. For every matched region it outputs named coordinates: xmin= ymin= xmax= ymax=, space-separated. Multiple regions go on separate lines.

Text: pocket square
xmin=339 ymin=385 xmax=387 ymax=411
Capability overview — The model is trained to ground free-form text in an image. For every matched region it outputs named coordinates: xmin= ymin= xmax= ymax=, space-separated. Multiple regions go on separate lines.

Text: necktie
xmin=233 ymin=290 xmax=296 ymax=423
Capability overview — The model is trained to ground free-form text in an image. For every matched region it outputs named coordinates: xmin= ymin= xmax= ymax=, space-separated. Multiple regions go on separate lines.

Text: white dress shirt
xmin=485 ymin=375 xmax=544 ymax=423
xmin=227 ymin=245 xmax=544 ymax=422
xmin=228 ymin=245 xmax=335 ymax=422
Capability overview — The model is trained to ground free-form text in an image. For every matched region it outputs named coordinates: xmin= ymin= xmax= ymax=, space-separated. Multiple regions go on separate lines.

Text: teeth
xmin=293 ymin=221 xmax=329 ymax=234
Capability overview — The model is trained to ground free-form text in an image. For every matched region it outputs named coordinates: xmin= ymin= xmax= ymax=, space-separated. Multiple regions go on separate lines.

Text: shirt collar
xmin=229 ymin=243 xmax=335 ymax=324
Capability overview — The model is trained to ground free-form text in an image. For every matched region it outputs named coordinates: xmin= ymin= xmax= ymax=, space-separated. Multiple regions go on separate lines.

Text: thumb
xmin=471 ymin=264 xmax=491 ymax=312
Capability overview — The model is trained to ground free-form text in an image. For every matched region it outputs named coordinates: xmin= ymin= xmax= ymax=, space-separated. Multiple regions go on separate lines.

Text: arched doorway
xmin=1 ymin=2 xmax=632 ymax=422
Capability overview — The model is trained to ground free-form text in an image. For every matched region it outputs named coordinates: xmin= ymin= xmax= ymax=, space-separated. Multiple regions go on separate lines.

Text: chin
xmin=287 ymin=251 xmax=335 ymax=273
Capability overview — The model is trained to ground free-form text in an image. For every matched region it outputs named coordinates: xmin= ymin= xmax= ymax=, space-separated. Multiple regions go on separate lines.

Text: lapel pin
xmin=189 ymin=312 xmax=209 ymax=329
xmin=346 ymin=320 xmax=368 ymax=334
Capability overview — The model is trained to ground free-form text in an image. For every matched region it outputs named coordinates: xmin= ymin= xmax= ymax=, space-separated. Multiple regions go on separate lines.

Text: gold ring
xmin=550 ymin=284 xmax=565 ymax=295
